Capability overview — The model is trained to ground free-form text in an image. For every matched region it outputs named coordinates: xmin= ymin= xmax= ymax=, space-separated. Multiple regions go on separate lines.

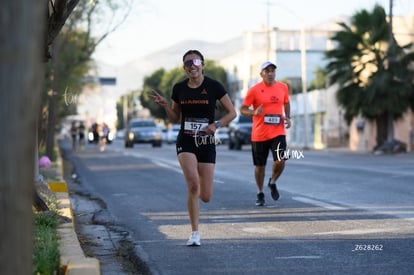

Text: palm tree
xmin=325 ymin=4 xmax=414 ymax=151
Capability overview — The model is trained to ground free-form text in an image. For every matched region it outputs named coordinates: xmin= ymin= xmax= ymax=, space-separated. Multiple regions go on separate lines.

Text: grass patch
xmin=33 ymin=196 xmax=60 ymax=275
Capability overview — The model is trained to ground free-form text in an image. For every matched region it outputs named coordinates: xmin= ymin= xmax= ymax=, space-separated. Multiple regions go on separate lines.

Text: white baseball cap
xmin=260 ymin=61 xmax=277 ymax=71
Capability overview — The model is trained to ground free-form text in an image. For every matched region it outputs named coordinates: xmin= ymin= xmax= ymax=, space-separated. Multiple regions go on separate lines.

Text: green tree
xmin=325 ymin=4 xmax=414 ymax=150
xmin=43 ymin=29 xmax=96 ymax=159
xmin=1 ymin=1 xmax=79 ymax=273
xmin=63 ymin=0 xmax=132 ymax=58
xmin=116 ymin=93 xmax=136 ymax=129
xmin=203 ymin=60 xmax=228 ymax=89
xmin=141 ymin=68 xmax=170 ymax=119
xmin=43 ymin=0 xmax=133 ymax=159
xmin=309 ymin=66 xmax=329 ymax=90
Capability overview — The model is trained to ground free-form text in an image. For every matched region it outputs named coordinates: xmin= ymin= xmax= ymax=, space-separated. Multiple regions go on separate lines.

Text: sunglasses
xmin=184 ymin=58 xmax=203 ymax=68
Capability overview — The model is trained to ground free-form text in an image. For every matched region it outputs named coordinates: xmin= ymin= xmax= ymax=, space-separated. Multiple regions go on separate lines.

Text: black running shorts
xmin=251 ymin=135 xmax=287 ymax=166
xmin=176 ymin=133 xmax=216 ymax=163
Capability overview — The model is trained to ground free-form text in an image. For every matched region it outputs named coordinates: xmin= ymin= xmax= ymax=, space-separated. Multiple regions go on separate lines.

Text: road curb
xmin=49 ymin=146 xmax=101 ymax=275
xmin=53 ymin=191 xmax=100 ymax=274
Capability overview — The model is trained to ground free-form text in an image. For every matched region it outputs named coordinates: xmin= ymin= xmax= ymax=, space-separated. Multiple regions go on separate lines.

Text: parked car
xmin=124 ymin=119 xmax=162 ymax=148
xmin=228 ymin=114 xmax=252 ymax=150
xmin=116 ymin=129 xmax=125 ymax=139
xmin=215 ymin=127 xmax=229 ymax=145
xmin=162 ymin=124 xmax=181 ymax=144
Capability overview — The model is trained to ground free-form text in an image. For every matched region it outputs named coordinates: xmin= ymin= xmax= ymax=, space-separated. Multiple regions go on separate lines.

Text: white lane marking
xmin=153 ymin=159 xmax=182 ymax=174
xmin=118 ymin=147 xmax=227 ymax=183
xmin=274 ymin=256 xmax=322 ymax=259
xmin=292 ymin=196 xmax=346 ymax=210
xmin=315 ymin=228 xmax=399 ymax=235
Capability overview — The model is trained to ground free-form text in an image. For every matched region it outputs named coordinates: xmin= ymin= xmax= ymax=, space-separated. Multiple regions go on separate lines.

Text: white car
xmin=215 ymin=127 xmax=229 ymax=145
xmin=116 ymin=129 xmax=125 ymax=139
xmin=163 ymin=124 xmax=181 ymax=144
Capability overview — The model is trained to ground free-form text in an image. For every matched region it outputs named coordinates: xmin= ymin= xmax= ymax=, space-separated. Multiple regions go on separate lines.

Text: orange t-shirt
xmin=242 ymin=81 xmax=290 ymax=142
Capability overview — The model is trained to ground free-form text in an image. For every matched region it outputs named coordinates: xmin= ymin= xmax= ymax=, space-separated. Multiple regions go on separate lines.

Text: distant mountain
xmin=93 ymin=15 xmax=350 ymax=96
xmin=125 ymin=36 xmax=243 ymax=69
xmin=96 ymin=37 xmax=243 ymax=95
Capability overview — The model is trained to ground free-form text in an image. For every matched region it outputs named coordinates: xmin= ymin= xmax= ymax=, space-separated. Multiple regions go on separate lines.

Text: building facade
xmin=220 ymin=15 xmax=414 ymax=152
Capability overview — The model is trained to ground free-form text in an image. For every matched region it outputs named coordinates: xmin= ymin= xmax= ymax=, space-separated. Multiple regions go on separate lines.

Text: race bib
xmin=264 ymin=114 xmax=282 ymax=125
xmin=183 ymin=117 xmax=209 ymax=135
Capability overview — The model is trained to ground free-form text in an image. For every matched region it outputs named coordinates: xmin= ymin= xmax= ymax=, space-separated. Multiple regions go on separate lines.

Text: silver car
xmin=124 ymin=119 xmax=162 ymax=148
xmin=163 ymin=124 xmax=181 ymax=144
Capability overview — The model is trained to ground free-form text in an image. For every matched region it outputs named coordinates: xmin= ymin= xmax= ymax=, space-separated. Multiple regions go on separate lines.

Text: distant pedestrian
xmin=150 ymin=50 xmax=236 ymax=246
xmin=91 ymin=122 xmax=99 ymax=144
xmin=78 ymin=121 xmax=85 ymax=150
xmin=240 ymin=61 xmax=291 ymax=206
xmin=100 ymin=123 xmax=110 ymax=152
xmin=70 ymin=121 xmax=78 ymax=152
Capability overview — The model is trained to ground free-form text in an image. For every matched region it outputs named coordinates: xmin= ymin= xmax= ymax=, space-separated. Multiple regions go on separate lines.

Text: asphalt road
xmin=61 ymin=139 xmax=414 ymax=275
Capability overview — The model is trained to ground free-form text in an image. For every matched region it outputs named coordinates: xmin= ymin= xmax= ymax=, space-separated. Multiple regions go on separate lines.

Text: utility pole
xmin=386 ymin=0 xmax=395 ymax=146
xmin=265 ymin=0 xmax=271 ymax=60
xmin=123 ymin=94 xmax=128 ymax=128
xmin=264 ymin=1 xmax=309 ymax=148
xmin=300 ymin=25 xmax=309 ymax=149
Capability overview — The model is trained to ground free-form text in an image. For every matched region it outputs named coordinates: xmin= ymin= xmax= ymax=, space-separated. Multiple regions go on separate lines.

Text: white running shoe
xmin=186 ymin=231 xmax=201 ymax=246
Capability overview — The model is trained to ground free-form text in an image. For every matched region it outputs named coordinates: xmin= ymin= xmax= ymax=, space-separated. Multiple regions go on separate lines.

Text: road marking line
xmin=292 ymin=196 xmax=346 ymax=210
xmin=274 ymin=256 xmax=321 ymax=259
xmin=154 ymin=159 xmax=182 ymax=174
xmin=315 ymin=228 xmax=399 ymax=235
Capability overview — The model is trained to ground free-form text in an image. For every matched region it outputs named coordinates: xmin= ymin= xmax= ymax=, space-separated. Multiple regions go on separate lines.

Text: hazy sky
xmin=92 ymin=0 xmax=414 ymax=66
